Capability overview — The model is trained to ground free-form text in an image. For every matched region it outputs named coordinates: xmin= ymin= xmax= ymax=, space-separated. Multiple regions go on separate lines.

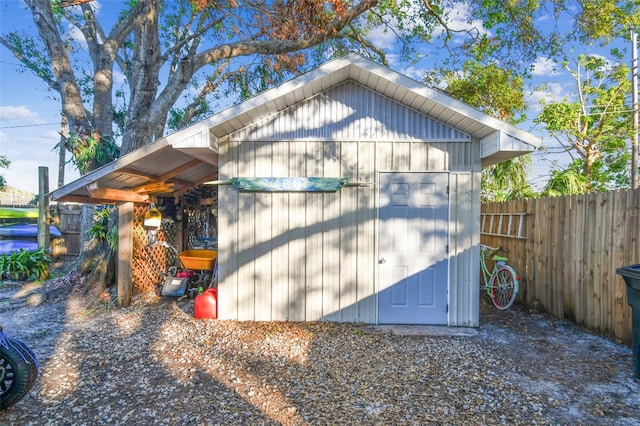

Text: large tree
xmin=535 ymin=53 xmax=632 ymax=193
xmin=443 ymin=61 xmax=537 ymax=202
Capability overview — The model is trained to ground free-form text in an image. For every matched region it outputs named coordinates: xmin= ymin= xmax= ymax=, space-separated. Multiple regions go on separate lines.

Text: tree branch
xmin=0 ymin=34 xmax=59 ymax=92
xmin=25 ymin=0 xmax=91 ymax=131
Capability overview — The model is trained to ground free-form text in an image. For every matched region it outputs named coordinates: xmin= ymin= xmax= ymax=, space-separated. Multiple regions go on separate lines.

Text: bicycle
xmin=480 ymin=244 xmax=520 ymax=310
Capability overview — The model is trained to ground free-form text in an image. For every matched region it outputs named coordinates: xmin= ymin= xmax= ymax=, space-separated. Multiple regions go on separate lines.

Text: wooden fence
xmin=0 ymin=203 xmax=83 ymax=261
xmin=50 ymin=203 xmax=83 ymax=260
xmin=482 ymin=188 xmax=640 ymax=345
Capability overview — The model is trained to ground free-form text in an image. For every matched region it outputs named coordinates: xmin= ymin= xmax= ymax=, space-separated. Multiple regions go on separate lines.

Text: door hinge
xmin=446 ymin=185 xmax=450 ymax=194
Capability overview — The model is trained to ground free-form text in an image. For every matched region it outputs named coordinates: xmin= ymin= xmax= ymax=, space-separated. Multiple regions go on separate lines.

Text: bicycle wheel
xmin=490 ymin=265 xmax=519 ymax=310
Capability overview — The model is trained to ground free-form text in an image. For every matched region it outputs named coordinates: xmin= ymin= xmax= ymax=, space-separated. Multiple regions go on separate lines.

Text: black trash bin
xmin=616 ymin=264 xmax=640 ymax=379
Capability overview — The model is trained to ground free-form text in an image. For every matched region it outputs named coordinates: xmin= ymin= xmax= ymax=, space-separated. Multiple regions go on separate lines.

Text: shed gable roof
xmin=51 ymin=53 xmax=540 ymax=204
xmin=230 ymin=80 xmax=472 ymax=142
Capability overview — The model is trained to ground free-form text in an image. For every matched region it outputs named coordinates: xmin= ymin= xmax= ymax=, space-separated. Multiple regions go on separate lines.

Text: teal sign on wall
xmin=230 ymin=177 xmax=350 ymax=192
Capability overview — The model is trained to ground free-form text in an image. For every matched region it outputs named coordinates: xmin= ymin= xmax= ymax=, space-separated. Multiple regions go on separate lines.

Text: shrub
xmin=0 ymin=248 xmax=52 ymax=281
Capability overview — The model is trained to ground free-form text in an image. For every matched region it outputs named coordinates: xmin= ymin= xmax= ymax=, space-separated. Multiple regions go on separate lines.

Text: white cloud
xmin=400 ymin=65 xmax=426 ymax=82
xmin=445 ymin=2 xmax=490 ymax=36
xmin=367 ymin=25 xmax=399 ymax=51
xmin=66 ymin=24 xmax=88 ymax=47
xmin=0 ymin=106 xmax=44 ymax=124
xmin=532 ymin=57 xmax=559 ymax=76
xmin=113 ymin=70 xmax=127 ymax=85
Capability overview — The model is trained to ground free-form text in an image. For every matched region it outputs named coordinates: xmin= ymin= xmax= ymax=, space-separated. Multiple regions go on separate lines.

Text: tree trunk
xmin=73 ymin=205 xmax=117 ymax=304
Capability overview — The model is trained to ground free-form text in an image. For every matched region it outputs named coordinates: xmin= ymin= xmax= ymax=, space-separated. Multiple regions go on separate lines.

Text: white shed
xmin=51 ymin=53 xmax=540 ymax=326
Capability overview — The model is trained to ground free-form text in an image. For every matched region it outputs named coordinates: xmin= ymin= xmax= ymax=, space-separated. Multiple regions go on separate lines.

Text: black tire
xmin=0 ymin=334 xmax=39 ymax=411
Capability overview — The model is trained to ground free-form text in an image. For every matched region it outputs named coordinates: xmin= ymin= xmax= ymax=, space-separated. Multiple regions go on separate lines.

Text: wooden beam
xmin=158 ymin=159 xmax=202 ymax=181
xmin=169 ymin=178 xmax=192 ymax=188
xmin=86 ymin=186 xmax=149 ymax=203
xmin=118 ymin=168 xmax=161 ymax=181
xmin=173 ymin=172 xmax=218 ymax=197
xmin=133 ymin=182 xmax=175 ymax=194
xmin=55 ymin=194 xmax=117 ymax=204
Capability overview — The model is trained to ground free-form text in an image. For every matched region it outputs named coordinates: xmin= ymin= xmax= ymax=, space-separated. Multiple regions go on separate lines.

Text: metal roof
xmin=51 ymin=53 xmax=540 ymax=204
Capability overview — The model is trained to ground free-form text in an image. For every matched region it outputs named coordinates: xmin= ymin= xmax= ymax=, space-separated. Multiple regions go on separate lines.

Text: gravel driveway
xmin=1 ymin=279 xmax=639 ymax=425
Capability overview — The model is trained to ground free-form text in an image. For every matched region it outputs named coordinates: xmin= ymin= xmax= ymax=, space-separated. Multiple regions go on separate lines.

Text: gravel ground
xmin=0 ymin=277 xmax=639 ymax=426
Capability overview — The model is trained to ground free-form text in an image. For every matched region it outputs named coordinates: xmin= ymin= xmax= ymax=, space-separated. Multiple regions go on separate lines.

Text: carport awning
xmin=50 ymin=136 xmax=218 ymax=204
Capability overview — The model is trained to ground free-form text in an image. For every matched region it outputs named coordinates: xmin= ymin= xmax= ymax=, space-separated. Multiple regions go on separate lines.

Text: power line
xmin=0 ymin=123 xmax=60 ymax=129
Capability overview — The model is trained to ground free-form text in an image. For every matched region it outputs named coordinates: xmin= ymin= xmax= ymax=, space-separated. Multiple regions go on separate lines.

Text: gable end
xmin=229 ymin=80 xmax=472 ymax=142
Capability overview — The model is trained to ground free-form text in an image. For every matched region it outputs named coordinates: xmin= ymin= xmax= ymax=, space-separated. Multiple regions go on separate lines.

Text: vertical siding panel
xmin=449 ymin=142 xmax=472 ymax=170
xmin=289 ymin=141 xmax=307 ymax=321
xmin=393 ymin=141 xmax=411 ymax=171
xmin=374 ymin=141 xmax=394 ymax=323
xmin=218 ymin=140 xmax=240 ymax=320
xmin=237 ymin=141 xmax=256 ymax=320
xmin=450 ymin=172 xmax=480 ymax=326
xmin=410 ymin=142 xmax=428 ymax=171
xmin=449 ymin=174 xmax=461 ymax=325
xmin=376 ymin=142 xmax=393 ymax=171
xmin=270 ymin=141 xmax=290 ymax=320
xmin=306 ymin=141 xmax=325 ymax=320
xmin=340 ymin=141 xmax=359 ymax=321
xmin=253 ymin=142 xmax=273 ymax=321
xmin=322 ymin=141 xmax=342 ymax=321
xmin=357 ymin=141 xmax=377 ymax=323
xmin=428 ymin=143 xmax=447 ymax=171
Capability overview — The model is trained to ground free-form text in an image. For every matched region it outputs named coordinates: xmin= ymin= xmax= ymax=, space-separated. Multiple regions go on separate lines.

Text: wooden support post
xmin=117 ymin=202 xmax=134 ymax=307
xmin=37 ymin=167 xmax=50 ymax=251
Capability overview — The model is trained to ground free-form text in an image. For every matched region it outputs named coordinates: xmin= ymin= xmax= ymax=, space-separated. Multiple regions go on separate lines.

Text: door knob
xmin=378 ymin=258 xmax=386 ymax=264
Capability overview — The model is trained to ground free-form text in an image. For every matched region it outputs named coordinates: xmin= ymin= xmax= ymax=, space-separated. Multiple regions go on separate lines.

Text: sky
xmin=0 ymin=1 xmax=634 ymax=195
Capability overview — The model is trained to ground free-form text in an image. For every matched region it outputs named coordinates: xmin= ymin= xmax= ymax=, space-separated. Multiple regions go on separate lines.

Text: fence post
xmin=37 ymin=166 xmax=50 ymax=252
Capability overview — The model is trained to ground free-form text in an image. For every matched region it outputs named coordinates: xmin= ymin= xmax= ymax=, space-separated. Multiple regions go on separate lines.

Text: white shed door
xmin=378 ymin=172 xmax=449 ymax=324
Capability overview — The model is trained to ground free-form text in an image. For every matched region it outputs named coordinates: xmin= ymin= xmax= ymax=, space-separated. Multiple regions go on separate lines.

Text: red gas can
xmin=194 ymin=288 xmax=218 ymax=319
